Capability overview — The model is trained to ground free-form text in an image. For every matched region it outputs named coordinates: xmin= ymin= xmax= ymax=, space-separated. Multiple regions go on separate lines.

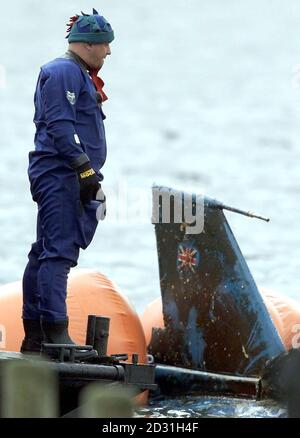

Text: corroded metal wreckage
xmin=149 ymin=186 xmax=299 ymax=402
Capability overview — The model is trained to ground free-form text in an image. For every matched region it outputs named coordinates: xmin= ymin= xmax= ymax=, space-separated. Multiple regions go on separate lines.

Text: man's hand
xmin=76 ymin=162 xmax=100 ymax=203
xmin=96 ymin=187 xmax=106 ymax=220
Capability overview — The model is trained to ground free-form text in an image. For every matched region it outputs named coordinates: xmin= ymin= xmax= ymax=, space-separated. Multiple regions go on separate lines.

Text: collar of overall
xmin=67 ymin=50 xmax=108 ymax=102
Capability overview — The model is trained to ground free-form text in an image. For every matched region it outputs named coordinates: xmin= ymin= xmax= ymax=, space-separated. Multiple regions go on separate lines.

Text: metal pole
xmin=94 ymin=316 xmax=110 ymax=357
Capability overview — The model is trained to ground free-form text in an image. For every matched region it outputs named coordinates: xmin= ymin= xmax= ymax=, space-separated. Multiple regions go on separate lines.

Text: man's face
xmin=88 ymin=43 xmax=111 ymax=70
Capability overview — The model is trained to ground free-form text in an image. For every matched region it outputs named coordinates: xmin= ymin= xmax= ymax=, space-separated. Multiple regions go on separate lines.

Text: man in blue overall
xmin=21 ymin=9 xmax=114 ymax=359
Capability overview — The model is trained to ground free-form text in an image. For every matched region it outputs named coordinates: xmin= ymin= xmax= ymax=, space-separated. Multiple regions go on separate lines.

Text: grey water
xmin=0 ymin=0 xmax=299 ymax=418
xmin=143 ymin=396 xmax=287 ymax=418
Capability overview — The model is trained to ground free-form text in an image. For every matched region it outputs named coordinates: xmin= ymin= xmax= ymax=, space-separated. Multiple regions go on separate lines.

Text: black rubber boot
xmin=20 ymin=319 xmax=44 ymax=354
xmin=41 ymin=319 xmax=98 ymax=361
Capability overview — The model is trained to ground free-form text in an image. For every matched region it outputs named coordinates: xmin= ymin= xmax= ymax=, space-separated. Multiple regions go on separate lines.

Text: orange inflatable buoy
xmin=0 ymin=280 xmax=23 ymax=351
xmin=141 ymin=291 xmax=300 ymax=352
xmin=141 ymin=297 xmax=164 ymax=348
xmin=261 ymin=288 xmax=300 ymax=351
xmin=0 ymin=269 xmax=148 ymax=404
xmin=66 ymin=269 xmax=148 ymax=364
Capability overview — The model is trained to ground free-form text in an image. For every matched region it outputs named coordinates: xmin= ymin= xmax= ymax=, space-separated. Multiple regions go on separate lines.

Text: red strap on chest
xmin=89 ymin=70 xmax=108 ymax=102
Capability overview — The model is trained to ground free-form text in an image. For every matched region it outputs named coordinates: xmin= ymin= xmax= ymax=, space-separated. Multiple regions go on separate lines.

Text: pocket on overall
xmin=78 ymin=200 xmax=101 ymax=249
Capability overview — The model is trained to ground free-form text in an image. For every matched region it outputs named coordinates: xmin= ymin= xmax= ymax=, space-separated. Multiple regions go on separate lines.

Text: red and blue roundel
xmin=177 ymin=242 xmax=200 ymax=274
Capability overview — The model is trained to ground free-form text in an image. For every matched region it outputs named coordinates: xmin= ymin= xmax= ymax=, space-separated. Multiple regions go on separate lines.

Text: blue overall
xmin=23 ymin=54 xmax=107 ymax=321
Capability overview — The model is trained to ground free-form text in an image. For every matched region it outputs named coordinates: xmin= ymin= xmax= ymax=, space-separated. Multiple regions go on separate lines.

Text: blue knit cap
xmin=67 ymin=8 xmax=114 ymax=44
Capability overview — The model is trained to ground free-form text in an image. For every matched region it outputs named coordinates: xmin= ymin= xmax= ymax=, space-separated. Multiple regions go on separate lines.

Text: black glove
xmin=71 ymin=154 xmax=100 ymax=203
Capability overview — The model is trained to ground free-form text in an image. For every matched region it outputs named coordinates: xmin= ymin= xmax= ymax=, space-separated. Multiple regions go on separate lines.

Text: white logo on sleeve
xmin=66 ymin=90 xmax=76 ymax=105
xmin=74 ymin=134 xmax=80 ymax=144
